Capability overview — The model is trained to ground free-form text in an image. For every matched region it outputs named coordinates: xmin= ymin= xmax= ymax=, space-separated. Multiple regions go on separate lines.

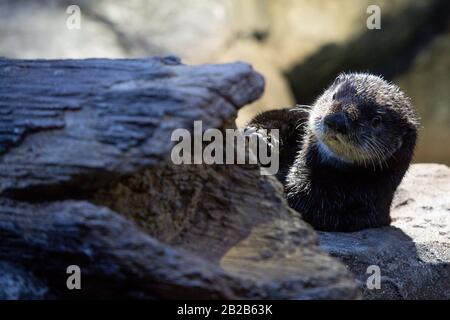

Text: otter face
xmin=309 ymin=73 xmax=418 ymax=168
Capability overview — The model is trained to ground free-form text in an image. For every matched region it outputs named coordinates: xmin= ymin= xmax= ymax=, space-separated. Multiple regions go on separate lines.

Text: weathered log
xmin=0 ymin=199 xmax=249 ymax=299
xmin=0 ymin=57 xmax=264 ymax=196
xmin=0 ymin=57 xmax=358 ymax=299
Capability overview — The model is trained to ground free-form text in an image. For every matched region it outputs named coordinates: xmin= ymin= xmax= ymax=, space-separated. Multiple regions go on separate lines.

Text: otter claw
xmin=244 ymin=126 xmax=278 ymax=150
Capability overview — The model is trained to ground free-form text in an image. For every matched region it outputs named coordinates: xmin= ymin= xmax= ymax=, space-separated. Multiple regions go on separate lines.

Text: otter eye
xmin=371 ymin=116 xmax=381 ymax=127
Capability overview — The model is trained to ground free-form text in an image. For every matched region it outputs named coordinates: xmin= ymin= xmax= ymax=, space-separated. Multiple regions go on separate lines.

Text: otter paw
xmin=243 ymin=126 xmax=279 ymax=150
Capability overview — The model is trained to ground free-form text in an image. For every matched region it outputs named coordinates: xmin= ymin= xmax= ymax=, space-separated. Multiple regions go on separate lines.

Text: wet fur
xmin=247 ymin=73 xmax=418 ymax=232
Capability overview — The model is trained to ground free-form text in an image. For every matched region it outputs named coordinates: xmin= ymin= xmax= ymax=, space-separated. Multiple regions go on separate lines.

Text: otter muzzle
xmin=323 ymin=112 xmax=349 ymax=135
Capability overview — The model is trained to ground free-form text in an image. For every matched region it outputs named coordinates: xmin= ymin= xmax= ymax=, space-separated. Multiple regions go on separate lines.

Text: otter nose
xmin=324 ymin=113 xmax=348 ymax=134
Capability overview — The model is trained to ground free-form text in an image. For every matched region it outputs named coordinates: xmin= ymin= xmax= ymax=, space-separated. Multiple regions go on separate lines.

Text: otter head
xmin=308 ymin=72 xmax=418 ymax=168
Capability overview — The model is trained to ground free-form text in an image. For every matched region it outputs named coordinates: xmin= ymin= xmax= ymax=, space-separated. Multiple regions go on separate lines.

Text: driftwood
xmin=0 ymin=56 xmax=263 ymax=195
xmin=0 ymin=57 xmax=358 ymax=299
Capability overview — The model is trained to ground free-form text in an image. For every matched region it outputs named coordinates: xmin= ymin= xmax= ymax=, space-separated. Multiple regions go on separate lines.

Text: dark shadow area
xmin=318 ymin=225 xmax=450 ymax=299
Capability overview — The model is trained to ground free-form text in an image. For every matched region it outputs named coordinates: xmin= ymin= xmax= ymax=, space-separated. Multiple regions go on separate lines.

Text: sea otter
xmin=246 ymin=72 xmax=418 ymax=232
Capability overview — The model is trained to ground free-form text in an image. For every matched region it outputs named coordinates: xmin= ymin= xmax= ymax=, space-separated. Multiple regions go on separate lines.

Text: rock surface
xmin=0 ymin=57 xmax=358 ymax=299
xmin=319 ymin=164 xmax=450 ymax=299
xmin=395 ymin=32 xmax=450 ymax=164
xmin=0 ymin=0 xmax=233 ymax=63
xmin=0 ymin=262 xmax=49 ymax=300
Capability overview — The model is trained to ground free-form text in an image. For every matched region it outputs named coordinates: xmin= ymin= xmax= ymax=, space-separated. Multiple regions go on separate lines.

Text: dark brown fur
xmin=247 ymin=73 xmax=418 ymax=232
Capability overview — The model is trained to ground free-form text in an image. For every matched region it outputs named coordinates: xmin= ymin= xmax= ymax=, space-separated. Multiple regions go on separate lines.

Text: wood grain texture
xmin=0 ymin=57 xmax=359 ymax=299
xmin=0 ymin=57 xmax=264 ymax=195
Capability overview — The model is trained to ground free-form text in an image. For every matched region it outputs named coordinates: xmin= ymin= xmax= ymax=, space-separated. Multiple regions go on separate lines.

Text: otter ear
xmin=332 ymin=73 xmax=346 ymax=86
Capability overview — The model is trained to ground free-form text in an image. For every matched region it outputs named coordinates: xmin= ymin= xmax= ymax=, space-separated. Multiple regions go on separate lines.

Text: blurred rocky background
xmin=1 ymin=0 xmax=449 ymax=164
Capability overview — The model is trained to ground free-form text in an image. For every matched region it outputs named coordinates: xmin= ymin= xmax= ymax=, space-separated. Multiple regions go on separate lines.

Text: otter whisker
xmin=364 ymin=141 xmax=378 ymax=171
xmin=360 ymin=134 xmax=385 ymax=171
xmin=370 ymin=137 xmax=391 ymax=170
xmin=365 ymin=138 xmax=384 ymax=171
xmin=367 ymin=141 xmax=383 ymax=171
